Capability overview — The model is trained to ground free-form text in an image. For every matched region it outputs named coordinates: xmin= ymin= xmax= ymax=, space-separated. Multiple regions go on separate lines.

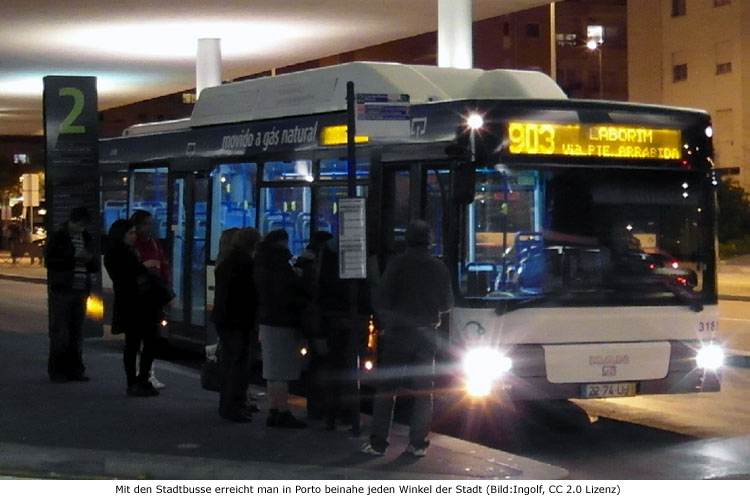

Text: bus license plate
xmin=581 ymin=383 xmax=636 ymax=399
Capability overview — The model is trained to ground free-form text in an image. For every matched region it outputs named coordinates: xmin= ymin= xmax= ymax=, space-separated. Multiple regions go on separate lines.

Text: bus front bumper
xmin=437 ymin=341 xmax=722 ymax=401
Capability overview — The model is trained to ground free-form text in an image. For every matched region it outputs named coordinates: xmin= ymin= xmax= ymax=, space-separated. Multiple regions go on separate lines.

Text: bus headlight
xmin=462 ymin=347 xmax=512 ymax=397
xmin=696 ymin=344 xmax=724 ymax=370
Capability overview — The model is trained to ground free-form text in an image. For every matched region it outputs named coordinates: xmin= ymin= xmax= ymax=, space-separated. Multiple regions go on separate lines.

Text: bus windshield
xmin=459 ymin=166 xmax=713 ymax=308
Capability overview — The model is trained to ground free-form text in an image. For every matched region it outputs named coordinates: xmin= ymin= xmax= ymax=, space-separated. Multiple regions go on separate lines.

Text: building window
xmin=182 ymin=93 xmax=197 ymax=104
xmin=502 ymin=22 xmax=510 ymax=36
xmin=673 ymin=64 xmax=688 ymax=82
xmin=556 ymin=33 xmax=577 ymax=47
xmin=13 ymin=153 xmax=30 ymax=164
xmin=716 ymin=62 xmax=732 ymax=75
xmin=672 ymin=0 xmax=686 ymax=16
xmin=714 ymin=41 xmax=733 ymax=76
xmin=714 ymin=0 xmax=731 ymax=7
xmin=525 ymin=23 xmax=540 ymax=38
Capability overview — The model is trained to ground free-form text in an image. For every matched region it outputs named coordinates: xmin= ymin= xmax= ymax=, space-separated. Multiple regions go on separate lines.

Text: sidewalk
xmin=0 ymin=330 xmax=567 ymax=480
xmin=0 ymin=251 xmax=46 ymax=284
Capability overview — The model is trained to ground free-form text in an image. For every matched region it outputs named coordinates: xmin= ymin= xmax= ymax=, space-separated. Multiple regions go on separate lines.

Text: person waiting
xmin=254 ymin=229 xmax=309 ymax=429
xmin=212 ymin=227 xmax=261 ymax=422
xmin=362 ymin=220 xmax=453 ymax=457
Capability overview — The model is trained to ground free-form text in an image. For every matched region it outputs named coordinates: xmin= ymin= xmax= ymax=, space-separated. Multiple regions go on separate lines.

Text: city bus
xmin=99 ymin=61 xmax=723 ymax=402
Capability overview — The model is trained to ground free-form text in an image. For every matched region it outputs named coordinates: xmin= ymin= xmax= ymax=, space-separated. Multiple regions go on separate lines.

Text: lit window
xmin=555 ymin=33 xmax=577 ymax=47
xmin=182 ymin=93 xmax=197 ymax=104
xmin=673 ymin=64 xmax=688 ymax=82
xmin=13 ymin=154 xmax=29 ymax=164
xmin=716 ymin=62 xmax=732 ymax=75
xmin=672 ymin=0 xmax=686 ymax=16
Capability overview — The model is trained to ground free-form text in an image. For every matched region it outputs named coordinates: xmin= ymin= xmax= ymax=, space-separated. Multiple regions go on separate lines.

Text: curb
xmin=719 ymin=295 xmax=750 ymax=302
xmin=0 ymin=273 xmax=46 ymax=284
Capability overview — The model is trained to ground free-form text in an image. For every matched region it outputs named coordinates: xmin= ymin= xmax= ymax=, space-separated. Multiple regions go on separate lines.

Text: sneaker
xmin=405 ymin=444 xmax=427 ymax=457
xmin=360 ymin=442 xmax=386 ymax=456
xmin=149 ymin=373 xmax=165 ymax=390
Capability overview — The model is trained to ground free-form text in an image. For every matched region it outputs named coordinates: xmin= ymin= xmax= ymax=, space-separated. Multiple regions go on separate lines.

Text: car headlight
xmin=462 ymin=347 xmax=512 ymax=397
xmin=696 ymin=344 xmax=724 ymax=370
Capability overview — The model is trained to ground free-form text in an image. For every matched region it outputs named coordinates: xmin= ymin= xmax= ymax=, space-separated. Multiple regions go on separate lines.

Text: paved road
xmin=0 ymin=280 xmax=47 ymax=334
xmin=1 ymin=279 xmax=748 ymax=479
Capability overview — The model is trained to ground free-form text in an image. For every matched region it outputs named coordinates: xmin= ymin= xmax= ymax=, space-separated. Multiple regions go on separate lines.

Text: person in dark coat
xmin=362 ymin=220 xmax=454 ymax=457
xmin=296 ymin=231 xmax=353 ymax=428
xmin=212 ymin=227 xmax=260 ymax=423
xmin=104 ymin=219 xmax=163 ymax=397
xmin=254 ymin=229 xmax=309 ymax=428
xmin=45 ymin=206 xmax=98 ymax=382
xmin=130 ymin=209 xmax=170 ymax=390
xmin=6 ymin=221 xmax=22 ymax=264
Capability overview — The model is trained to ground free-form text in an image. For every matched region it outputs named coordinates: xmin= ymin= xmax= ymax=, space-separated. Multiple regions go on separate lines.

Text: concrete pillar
xmin=196 ymin=38 xmax=222 ymax=97
xmin=438 ymin=0 xmax=473 ymax=69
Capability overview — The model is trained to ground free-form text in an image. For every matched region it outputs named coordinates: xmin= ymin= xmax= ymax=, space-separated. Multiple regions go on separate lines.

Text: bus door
xmin=377 ymin=162 xmax=452 ymax=262
xmin=259 ymin=160 xmax=314 ymax=256
xmin=168 ymin=172 xmax=209 ymax=342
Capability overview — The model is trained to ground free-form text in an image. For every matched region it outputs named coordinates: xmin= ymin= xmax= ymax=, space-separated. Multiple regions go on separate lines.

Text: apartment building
xmin=629 ymin=0 xmax=750 ymax=188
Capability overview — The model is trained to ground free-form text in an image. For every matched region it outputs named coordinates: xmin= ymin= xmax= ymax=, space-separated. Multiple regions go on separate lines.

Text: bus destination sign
xmin=507 ymin=122 xmax=682 ymax=160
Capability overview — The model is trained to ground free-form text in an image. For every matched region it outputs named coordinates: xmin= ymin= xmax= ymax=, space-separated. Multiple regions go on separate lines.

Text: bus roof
xmin=123 ymin=62 xmax=566 ymax=137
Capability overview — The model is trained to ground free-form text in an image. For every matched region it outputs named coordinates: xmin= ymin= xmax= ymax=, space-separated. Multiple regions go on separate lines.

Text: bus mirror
xmin=452 ymin=166 xmax=476 ymax=204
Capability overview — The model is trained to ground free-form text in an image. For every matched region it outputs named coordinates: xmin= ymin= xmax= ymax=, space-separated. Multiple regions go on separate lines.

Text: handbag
xmin=138 ymin=272 xmax=175 ymax=308
xmin=200 ymin=342 xmax=222 ymax=392
xmin=200 ymin=359 xmax=221 ymax=392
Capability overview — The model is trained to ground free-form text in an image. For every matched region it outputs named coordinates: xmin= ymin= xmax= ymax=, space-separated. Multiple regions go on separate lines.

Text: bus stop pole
xmin=346 ymin=81 xmax=361 ymax=436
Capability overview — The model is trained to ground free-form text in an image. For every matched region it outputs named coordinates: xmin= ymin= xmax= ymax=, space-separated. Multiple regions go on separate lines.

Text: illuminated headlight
xmin=466 ymin=113 xmax=484 ymax=130
xmin=462 ymin=347 xmax=512 ymax=397
xmin=696 ymin=345 xmax=724 ymax=370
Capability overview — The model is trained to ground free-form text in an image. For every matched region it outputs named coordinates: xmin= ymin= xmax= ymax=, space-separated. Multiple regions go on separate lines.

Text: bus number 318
xmin=697 ymin=320 xmax=718 ymax=332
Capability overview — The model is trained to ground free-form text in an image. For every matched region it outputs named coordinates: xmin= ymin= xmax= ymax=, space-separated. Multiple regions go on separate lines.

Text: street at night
xmin=1 ymin=274 xmax=748 ymax=480
xmin=2 ymin=1 xmax=750 ymax=494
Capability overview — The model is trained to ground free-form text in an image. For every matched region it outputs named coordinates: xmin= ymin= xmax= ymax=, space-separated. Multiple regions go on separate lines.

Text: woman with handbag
xmin=104 ymin=219 xmax=166 ymax=397
xmin=130 ymin=209 xmax=171 ymax=390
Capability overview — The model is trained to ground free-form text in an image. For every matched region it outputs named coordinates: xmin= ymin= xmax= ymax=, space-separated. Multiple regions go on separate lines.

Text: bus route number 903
xmin=508 ymin=122 xmax=556 ymax=155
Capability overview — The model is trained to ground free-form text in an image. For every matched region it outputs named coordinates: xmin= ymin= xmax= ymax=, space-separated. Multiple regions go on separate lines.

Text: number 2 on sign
xmin=59 ymin=87 xmax=86 ymax=134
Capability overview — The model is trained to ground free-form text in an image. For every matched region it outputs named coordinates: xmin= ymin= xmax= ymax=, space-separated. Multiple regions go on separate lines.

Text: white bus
xmin=99 ymin=62 xmax=723 ymax=402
